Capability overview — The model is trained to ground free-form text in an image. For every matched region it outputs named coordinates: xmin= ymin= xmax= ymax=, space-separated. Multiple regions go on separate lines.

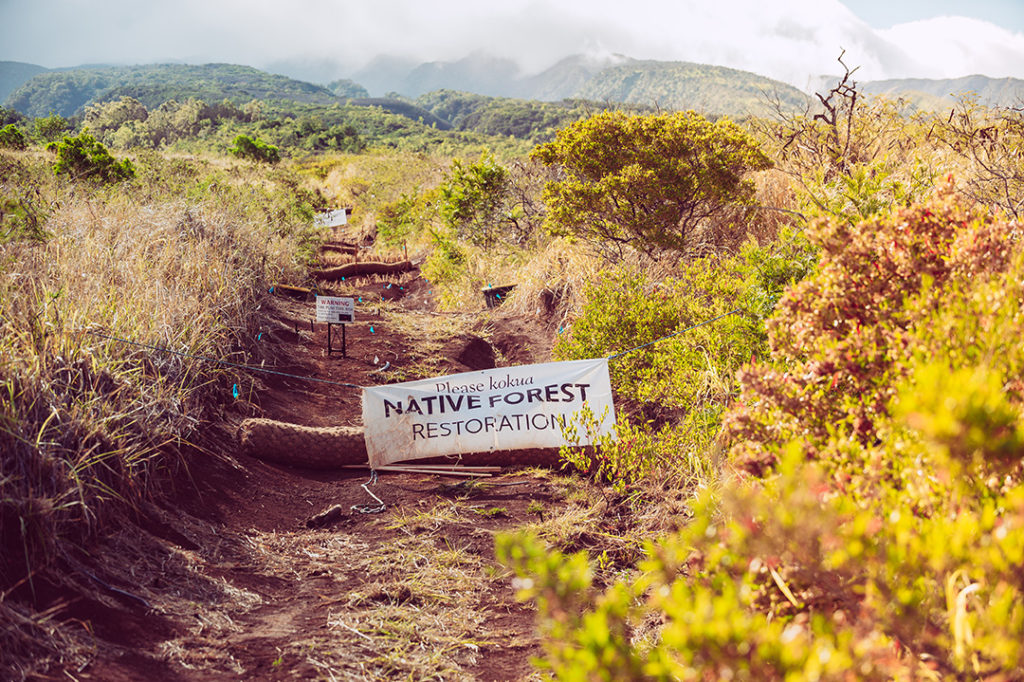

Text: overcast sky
xmin=1 ymin=0 xmax=1022 ymax=87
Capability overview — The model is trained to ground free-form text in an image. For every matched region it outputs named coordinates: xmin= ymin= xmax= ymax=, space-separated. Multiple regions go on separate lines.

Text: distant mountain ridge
xmin=0 ymin=61 xmax=48 ymax=103
xmin=574 ymin=59 xmax=810 ymax=116
xmin=859 ymin=75 xmax=1024 ymax=109
xmin=351 ymin=53 xmax=810 ymax=116
xmin=4 ymin=57 xmax=1023 ymax=124
xmin=3 ymin=63 xmax=342 ymax=118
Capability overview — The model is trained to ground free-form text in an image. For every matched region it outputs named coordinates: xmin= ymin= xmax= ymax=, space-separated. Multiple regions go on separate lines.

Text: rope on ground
xmin=77 ymin=329 xmax=365 ymax=390
xmin=605 ymin=307 xmax=744 ymax=361
xmin=351 ymin=470 xmax=387 ymax=514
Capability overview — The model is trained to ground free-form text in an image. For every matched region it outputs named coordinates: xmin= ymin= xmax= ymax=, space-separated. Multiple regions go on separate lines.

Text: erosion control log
xmin=315 ymin=260 xmax=412 ymax=281
xmin=237 ymin=418 xmax=562 ymax=469
xmin=238 ymin=418 xmax=367 ymax=468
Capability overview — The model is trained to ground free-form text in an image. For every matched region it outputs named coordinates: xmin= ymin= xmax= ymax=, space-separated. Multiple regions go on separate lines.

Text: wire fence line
xmin=74 ymin=307 xmax=743 ymax=390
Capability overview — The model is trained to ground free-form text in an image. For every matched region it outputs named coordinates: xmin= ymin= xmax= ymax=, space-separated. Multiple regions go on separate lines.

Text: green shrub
xmin=51 ymin=132 xmax=136 ymax=183
xmin=33 ymin=113 xmax=70 ymax=144
xmin=376 ymin=188 xmax=433 ymax=248
xmin=421 ymin=228 xmax=466 ymax=283
xmin=229 ymin=133 xmax=280 ymax=163
xmin=551 ymin=237 xmax=814 ymax=489
xmin=0 ymin=124 xmax=28 ymax=150
xmin=556 ymin=236 xmax=813 ymax=424
xmin=501 ymin=182 xmax=1024 ymax=681
xmin=532 ymin=110 xmax=772 ymax=258
xmin=439 ymin=154 xmax=524 ymax=246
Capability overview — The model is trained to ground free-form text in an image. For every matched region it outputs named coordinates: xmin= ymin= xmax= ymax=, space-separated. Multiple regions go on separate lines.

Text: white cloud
xmin=2 ymin=0 xmax=1024 ymax=86
xmin=878 ymin=17 xmax=1024 ymax=79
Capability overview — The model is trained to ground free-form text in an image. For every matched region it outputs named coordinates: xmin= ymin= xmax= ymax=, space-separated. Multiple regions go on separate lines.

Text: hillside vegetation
xmin=861 ymin=74 xmax=1024 ymax=108
xmin=575 ymin=59 xmax=810 ymax=116
xmin=2 ymin=61 xmax=1024 ymax=680
xmin=4 ymin=63 xmax=342 ymax=118
xmin=0 ymin=61 xmax=48 ymax=102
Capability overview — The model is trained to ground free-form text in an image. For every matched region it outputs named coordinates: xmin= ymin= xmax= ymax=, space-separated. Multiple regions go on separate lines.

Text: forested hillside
xmin=413 ymin=90 xmax=642 ymax=143
xmin=574 ymin=59 xmax=810 ymax=115
xmin=4 ymin=63 xmax=341 ymax=118
xmin=860 ymin=74 xmax=1024 ymax=108
xmin=0 ymin=61 xmax=47 ymax=102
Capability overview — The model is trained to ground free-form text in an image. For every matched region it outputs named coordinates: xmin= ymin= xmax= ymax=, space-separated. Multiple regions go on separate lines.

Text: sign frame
xmin=361 ymin=358 xmax=616 ymax=468
xmin=316 ymin=296 xmax=355 ymax=324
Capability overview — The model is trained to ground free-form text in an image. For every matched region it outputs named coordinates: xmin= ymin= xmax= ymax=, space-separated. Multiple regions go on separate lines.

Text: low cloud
xmin=2 ymin=0 xmax=1023 ymax=87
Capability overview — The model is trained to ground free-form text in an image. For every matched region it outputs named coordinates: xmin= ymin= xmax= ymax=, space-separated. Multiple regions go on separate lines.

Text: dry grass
xmin=0 ymin=149 xmax=314 ymax=678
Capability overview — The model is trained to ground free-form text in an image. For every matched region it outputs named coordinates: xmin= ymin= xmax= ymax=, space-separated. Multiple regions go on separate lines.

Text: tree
xmin=327 ymin=79 xmax=370 ymax=99
xmin=52 ymin=132 xmax=136 ymax=183
xmin=33 ymin=113 xmax=70 ymax=144
xmin=229 ymin=134 xmax=280 ymax=163
xmin=0 ymin=124 xmax=28 ymax=150
xmin=531 ymin=110 xmax=772 ymax=258
xmin=84 ymin=97 xmax=149 ymax=137
xmin=0 ymin=106 xmax=24 ymax=127
xmin=439 ymin=154 xmax=514 ymax=246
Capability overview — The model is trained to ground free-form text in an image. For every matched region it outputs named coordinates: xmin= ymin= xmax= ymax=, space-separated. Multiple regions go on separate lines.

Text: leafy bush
xmin=229 ymin=133 xmax=280 ymax=163
xmin=33 ymin=114 xmax=70 ymax=144
xmin=83 ymin=96 xmax=149 ymax=137
xmin=375 ymin=187 xmax=434 ymax=248
xmin=0 ymin=124 xmax=28 ymax=150
xmin=439 ymin=154 xmax=520 ymax=246
xmin=51 ymin=132 xmax=136 ymax=183
xmin=555 ymin=237 xmax=813 ymax=426
xmin=551 ymin=235 xmax=814 ymax=489
xmin=532 ymin=110 xmax=772 ymax=259
xmin=421 ymin=228 xmax=467 ymax=288
xmin=502 ymin=182 xmax=1024 ymax=680
xmin=725 ymin=178 xmax=1020 ymax=474
xmin=0 ymin=105 xmax=24 ymax=127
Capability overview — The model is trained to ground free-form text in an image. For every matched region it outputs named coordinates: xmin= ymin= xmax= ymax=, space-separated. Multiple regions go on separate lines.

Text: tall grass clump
xmin=0 ymin=147 xmax=312 ymax=676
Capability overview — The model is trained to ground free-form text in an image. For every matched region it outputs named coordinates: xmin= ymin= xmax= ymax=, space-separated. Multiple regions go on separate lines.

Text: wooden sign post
xmin=315 ymin=296 xmax=355 ymax=357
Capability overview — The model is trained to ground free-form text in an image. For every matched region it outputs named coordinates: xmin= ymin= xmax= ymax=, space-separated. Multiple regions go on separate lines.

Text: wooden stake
xmin=341 ymin=464 xmax=495 ymax=477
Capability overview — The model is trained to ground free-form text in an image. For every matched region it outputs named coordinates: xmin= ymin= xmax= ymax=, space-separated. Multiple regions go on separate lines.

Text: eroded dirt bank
xmin=48 ymin=266 xmax=568 ymax=681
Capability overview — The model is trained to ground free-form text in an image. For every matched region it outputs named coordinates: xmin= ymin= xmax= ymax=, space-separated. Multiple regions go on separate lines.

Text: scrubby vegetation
xmin=51 ymin=131 xmax=136 ymax=182
xmin=495 ymin=80 xmax=1024 ymax=680
xmin=0 ymin=145 xmax=319 ymax=675
xmin=3 ymin=58 xmax=1024 ymax=680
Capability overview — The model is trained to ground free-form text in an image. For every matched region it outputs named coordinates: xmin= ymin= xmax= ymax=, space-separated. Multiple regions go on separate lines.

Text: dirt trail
xmin=66 ymin=236 xmax=563 ymax=681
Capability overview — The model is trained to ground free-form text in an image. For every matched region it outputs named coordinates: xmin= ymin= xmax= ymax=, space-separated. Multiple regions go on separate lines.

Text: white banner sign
xmin=316 ymin=296 xmax=355 ymax=323
xmin=361 ymin=359 xmax=616 ymax=467
xmin=314 ymin=209 xmax=348 ymax=228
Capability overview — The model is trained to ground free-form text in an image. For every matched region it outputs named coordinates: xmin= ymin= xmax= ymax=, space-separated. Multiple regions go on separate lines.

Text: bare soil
xmin=34 ymin=253 xmax=566 ymax=680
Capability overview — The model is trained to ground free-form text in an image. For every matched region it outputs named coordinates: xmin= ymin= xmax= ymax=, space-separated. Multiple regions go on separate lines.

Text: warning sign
xmin=316 ymin=296 xmax=355 ymax=323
